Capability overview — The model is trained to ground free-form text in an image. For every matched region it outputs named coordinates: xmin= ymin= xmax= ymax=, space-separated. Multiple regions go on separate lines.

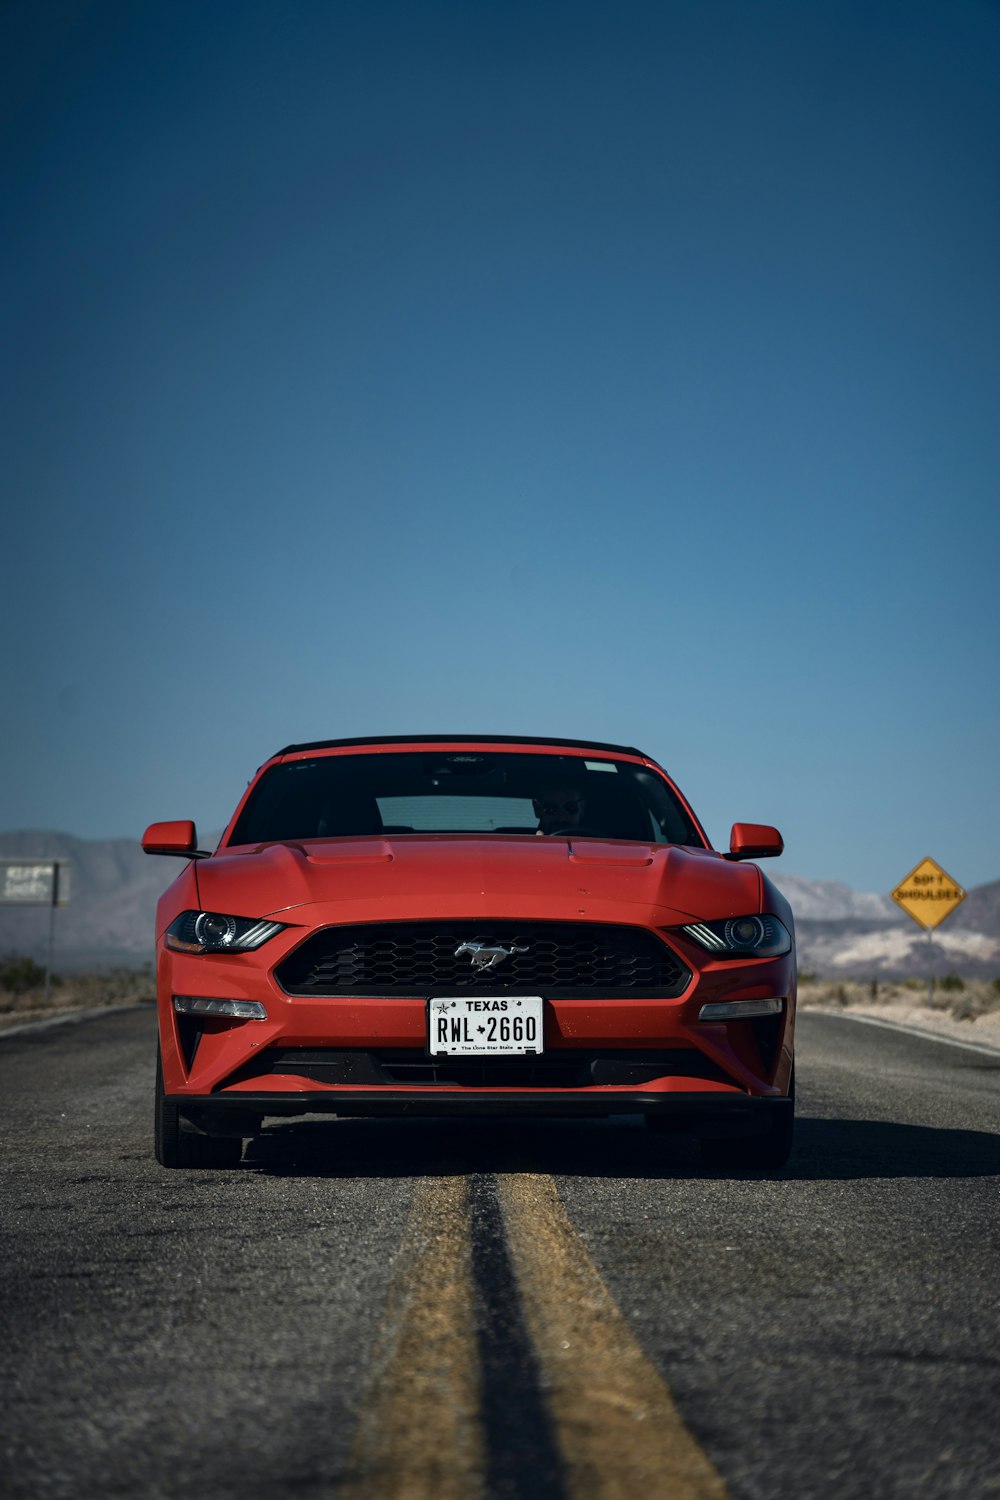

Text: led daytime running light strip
xmin=235 ymin=920 xmax=284 ymax=947
xmin=684 ymin=922 xmax=728 ymax=950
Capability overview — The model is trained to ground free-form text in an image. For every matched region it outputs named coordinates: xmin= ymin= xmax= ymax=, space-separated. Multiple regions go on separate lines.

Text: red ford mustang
xmin=144 ymin=735 xmax=795 ymax=1170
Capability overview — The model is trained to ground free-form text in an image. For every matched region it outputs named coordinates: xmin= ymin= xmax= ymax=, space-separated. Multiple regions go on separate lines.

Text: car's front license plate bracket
xmin=427 ymin=995 xmax=544 ymax=1056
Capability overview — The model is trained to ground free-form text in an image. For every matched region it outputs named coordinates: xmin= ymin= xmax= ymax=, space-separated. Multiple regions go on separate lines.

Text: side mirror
xmin=729 ymin=822 xmax=783 ymax=860
xmin=142 ymin=820 xmax=199 ymax=856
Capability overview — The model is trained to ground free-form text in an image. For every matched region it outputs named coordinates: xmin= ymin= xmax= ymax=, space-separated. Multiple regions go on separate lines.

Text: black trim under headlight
xmin=681 ymin=914 xmax=791 ymax=958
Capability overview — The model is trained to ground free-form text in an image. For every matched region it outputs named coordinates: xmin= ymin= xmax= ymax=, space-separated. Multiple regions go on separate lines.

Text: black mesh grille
xmin=275 ymin=921 xmax=691 ymax=998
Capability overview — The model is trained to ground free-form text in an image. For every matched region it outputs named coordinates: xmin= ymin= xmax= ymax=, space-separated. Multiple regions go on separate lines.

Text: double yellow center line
xmin=342 ymin=1172 xmax=729 ymax=1498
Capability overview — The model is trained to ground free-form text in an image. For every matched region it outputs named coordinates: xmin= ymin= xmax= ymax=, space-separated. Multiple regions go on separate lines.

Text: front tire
xmin=154 ymin=1045 xmax=243 ymax=1169
xmin=700 ymin=1065 xmax=795 ymax=1172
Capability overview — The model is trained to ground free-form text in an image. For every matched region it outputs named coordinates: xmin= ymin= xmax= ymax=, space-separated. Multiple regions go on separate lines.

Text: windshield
xmin=226 ymin=751 xmax=704 ymax=848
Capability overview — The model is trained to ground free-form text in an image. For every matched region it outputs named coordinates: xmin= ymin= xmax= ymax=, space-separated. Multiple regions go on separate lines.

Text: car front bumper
xmin=157 ymin=930 xmax=797 ymax=1115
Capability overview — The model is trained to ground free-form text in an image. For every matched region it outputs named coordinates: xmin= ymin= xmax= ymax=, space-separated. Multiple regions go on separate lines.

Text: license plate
xmin=427 ymin=996 xmax=544 ymax=1056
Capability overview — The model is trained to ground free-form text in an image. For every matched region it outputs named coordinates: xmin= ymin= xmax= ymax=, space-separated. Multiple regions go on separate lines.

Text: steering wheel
xmin=550 ymin=825 xmax=606 ymax=837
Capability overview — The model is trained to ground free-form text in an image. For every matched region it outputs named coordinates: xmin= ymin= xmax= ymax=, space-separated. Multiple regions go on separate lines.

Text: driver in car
xmin=533 ymin=788 xmax=587 ymax=835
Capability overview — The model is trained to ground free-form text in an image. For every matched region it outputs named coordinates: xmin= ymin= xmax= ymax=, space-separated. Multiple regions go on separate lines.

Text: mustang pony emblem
xmin=455 ymin=941 xmax=529 ymax=971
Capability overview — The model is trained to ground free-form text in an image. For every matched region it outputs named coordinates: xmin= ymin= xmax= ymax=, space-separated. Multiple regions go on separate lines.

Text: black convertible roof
xmin=276 ymin=734 xmax=651 ymax=758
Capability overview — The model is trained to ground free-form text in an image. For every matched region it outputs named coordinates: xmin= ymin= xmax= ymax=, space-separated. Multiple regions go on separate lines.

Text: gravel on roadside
xmin=798 ymin=977 xmax=1000 ymax=1051
xmin=0 ymin=974 xmax=153 ymax=1033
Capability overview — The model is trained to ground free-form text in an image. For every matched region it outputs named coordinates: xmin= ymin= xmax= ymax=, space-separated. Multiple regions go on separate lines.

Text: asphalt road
xmin=1 ymin=1009 xmax=998 ymax=1500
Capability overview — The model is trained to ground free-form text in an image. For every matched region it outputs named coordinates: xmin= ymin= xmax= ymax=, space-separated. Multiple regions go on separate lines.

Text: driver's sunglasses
xmin=540 ymin=799 xmax=583 ymax=815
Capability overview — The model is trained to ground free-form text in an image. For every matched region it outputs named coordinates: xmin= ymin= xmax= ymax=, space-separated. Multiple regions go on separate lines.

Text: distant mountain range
xmin=0 ymin=830 xmax=176 ymax=972
xmin=1 ymin=831 xmax=997 ymax=979
xmin=771 ymin=873 xmax=1000 ymax=979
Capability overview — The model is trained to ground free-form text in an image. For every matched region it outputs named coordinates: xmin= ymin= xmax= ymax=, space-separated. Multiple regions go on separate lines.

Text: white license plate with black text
xmin=428 ymin=996 xmax=544 ymax=1056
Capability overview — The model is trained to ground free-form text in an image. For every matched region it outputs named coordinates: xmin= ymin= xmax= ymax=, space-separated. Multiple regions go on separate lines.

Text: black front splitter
xmin=174 ymin=1089 xmax=790 ymax=1133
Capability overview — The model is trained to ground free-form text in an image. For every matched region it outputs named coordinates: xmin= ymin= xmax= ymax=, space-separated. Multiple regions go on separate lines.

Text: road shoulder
xmin=799 ymin=999 xmax=1000 ymax=1055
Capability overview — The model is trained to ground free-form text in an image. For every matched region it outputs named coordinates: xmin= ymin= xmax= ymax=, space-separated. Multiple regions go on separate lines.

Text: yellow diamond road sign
xmin=891 ymin=857 xmax=966 ymax=930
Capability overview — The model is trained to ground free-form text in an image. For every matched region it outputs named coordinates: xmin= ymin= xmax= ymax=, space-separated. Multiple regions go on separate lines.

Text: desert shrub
xmin=939 ymin=975 xmax=965 ymax=992
xmin=0 ymin=954 xmax=55 ymax=994
xmin=797 ymin=971 xmax=816 ymax=984
xmin=67 ymin=968 xmax=153 ymax=1004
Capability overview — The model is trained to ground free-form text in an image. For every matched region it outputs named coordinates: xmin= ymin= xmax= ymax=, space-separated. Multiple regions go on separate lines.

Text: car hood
xmin=195 ymin=836 xmax=763 ymax=927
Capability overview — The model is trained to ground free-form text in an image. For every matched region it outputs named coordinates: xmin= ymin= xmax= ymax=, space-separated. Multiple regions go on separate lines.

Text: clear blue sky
xmin=2 ymin=0 xmax=998 ymax=893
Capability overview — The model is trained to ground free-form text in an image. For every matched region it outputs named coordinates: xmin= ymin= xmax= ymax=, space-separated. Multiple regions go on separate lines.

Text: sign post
xmin=0 ymin=861 xmax=72 ymax=1001
xmin=890 ymin=857 xmax=966 ymax=1005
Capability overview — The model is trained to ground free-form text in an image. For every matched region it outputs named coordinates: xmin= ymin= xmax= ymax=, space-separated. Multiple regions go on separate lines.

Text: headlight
xmin=681 ymin=914 xmax=791 ymax=958
xmin=165 ymin=910 xmax=286 ymax=954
